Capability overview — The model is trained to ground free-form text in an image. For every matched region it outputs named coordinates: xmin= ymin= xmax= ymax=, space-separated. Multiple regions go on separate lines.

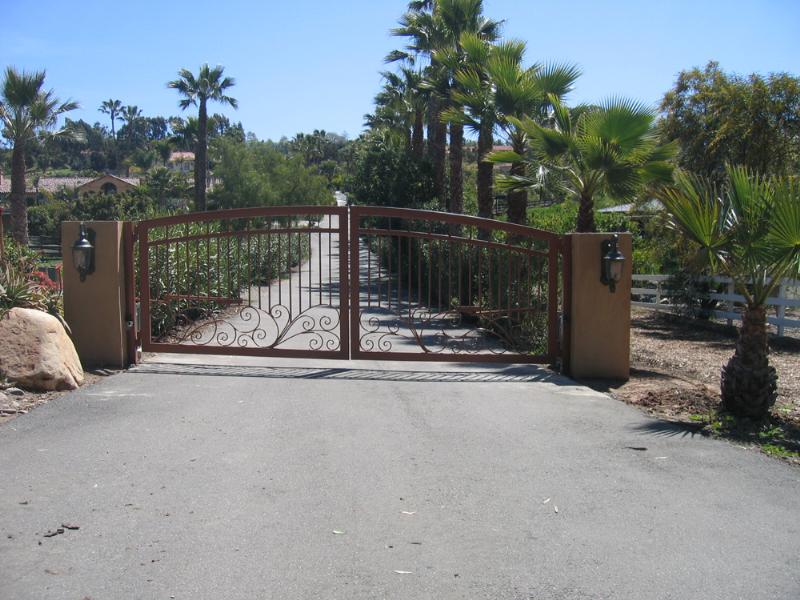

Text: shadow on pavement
xmin=129 ymin=362 xmax=572 ymax=385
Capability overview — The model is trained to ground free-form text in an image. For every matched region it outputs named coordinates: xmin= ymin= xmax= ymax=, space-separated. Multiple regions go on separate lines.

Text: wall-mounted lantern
xmin=600 ymin=234 xmax=625 ymax=293
xmin=72 ymin=222 xmax=95 ymax=282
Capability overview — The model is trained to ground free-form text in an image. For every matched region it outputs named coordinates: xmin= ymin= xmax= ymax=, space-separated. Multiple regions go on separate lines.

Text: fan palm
xmin=168 ymin=64 xmax=237 ymax=211
xmin=99 ymin=99 xmax=122 ymax=138
xmin=494 ymin=96 xmax=675 ymax=231
xmin=0 ymin=67 xmax=78 ymax=244
xmin=658 ymin=166 xmax=800 ymax=418
xmin=491 ymin=61 xmax=580 ymax=224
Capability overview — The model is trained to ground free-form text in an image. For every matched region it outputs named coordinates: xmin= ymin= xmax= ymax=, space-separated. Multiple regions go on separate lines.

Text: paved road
xmin=1 ymin=360 xmax=798 ymax=599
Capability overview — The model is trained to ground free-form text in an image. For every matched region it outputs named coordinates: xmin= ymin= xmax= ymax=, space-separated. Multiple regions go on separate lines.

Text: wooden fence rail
xmin=631 ymin=274 xmax=800 ymax=336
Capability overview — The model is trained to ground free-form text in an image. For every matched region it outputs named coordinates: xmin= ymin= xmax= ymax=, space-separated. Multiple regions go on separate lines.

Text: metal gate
xmin=134 ymin=206 xmax=568 ymax=364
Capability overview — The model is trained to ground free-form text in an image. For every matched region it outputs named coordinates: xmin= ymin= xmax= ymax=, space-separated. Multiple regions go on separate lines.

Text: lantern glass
xmin=600 ymin=235 xmax=625 ymax=292
xmin=72 ymin=223 xmax=94 ymax=281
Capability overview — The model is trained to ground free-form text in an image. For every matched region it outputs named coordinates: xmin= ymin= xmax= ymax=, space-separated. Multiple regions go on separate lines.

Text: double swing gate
xmin=132 ymin=206 xmax=570 ymax=364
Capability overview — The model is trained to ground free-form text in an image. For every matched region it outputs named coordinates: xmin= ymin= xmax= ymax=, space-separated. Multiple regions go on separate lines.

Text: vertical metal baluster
xmin=508 ymin=249 xmax=512 ymax=316
xmin=477 ymin=245 xmax=482 ymax=309
xmin=367 ymin=230 xmax=372 ymax=308
xmin=395 ymin=232 xmax=401 ymax=315
xmin=166 ymin=226 xmax=171 ymax=299
xmin=376 ymin=235 xmax=382 ymax=308
xmin=297 ymin=225 xmax=302 ymax=314
xmin=287 ymin=229 xmax=293 ymax=318
xmin=308 ymin=225 xmax=312 ymax=308
xmin=328 ymin=215 xmax=333 ymax=306
xmin=427 ymin=239 xmax=432 ymax=310
xmin=448 ymin=234 xmax=453 ymax=312
xmin=408 ymin=235 xmax=413 ymax=318
xmin=277 ymin=228 xmax=282 ymax=308
xmin=387 ymin=227 xmax=393 ymax=311
xmin=206 ymin=222 xmax=210 ymax=302
xmin=185 ymin=222 xmax=190 ymax=297
xmin=247 ymin=220 xmax=252 ymax=306
xmin=318 ymin=227 xmax=322 ymax=306
xmin=266 ymin=221 xmax=272 ymax=310
xmin=457 ymin=239 xmax=462 ymax=308
xmin=418 ymin=236 xmax=423 ymax=311
xmin=226 ymin=227 xmax=231 ymax=298
xmin=257 ymin=229 xmax=262 ymax=310
xmin=437 ymin=239 xmax=443 ymax=312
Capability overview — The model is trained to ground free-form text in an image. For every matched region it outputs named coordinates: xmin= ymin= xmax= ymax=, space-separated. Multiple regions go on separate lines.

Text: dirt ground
xmin=595 ymin=309 xmax=800 ymax=464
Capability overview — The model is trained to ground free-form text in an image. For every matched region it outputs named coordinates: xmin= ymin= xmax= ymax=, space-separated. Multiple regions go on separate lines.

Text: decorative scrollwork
xmin=159 ymin=303 xmax=341 ymax=351
xmin=358 ymin=306 xmax=546 ymax=355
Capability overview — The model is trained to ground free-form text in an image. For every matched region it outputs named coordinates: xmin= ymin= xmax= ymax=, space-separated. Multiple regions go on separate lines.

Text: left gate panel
xmin=137 ymin=206 xmax=349 ymax=359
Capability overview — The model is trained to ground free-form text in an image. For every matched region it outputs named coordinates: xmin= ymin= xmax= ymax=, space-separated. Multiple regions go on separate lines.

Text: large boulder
xmin=0 ymin=308 xmax=84 ymax=391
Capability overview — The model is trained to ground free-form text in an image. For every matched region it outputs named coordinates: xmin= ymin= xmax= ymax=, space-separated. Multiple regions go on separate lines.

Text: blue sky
xmin=2 ymin=0 xmax=798 ymax=141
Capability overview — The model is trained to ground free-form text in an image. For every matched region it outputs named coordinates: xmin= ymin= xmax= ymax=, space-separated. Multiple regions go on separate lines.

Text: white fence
xmin=632 ymin=274 xmax=800 ymax=336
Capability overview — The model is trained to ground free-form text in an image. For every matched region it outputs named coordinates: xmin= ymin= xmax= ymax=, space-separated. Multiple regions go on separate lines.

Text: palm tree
xmin=117 ymin=105 xmax=142 ymax=143
xmin=444 ymin=35 xmax=520 ymax=220
xmin=0 ymin=67 xmax=78 ymax=244
xmin=391 ymin=0 xmax=501 ymax=211
xmin=433 ymin=0 xmax=502 ymax=215
xmin=658 ymin=167 xmax=800 ymax=419
xmin=168 ymin=64 xmax=237 ymax=211
xmin=494 ymin=96 xmax=675 ymax=231
xmin=494 ymin=62 xmax=580 ymax=225
xmin=99 ymin=99 xmax=122 ymax=138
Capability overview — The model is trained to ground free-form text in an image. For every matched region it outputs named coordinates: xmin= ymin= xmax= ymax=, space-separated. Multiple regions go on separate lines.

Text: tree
xmin=168 ymin=64 xmax=237 ymax=211
xmin=660 ymin=62 xmax=800 ymax=183
xmin=494 ymin=96 xmax=675 ymax=232
xmin=99 ymin=99 xmax=122 ymax=138
xmin=658 ymin=167 xmax=800 ymax=419
xmin=0 ymin=67 xmax=78 ymax=244
xmin=390 ymin=0 xmax=502 ymax=211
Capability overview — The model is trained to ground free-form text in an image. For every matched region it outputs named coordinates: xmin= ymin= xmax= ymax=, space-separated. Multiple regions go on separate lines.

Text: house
xmin=0 ymin=171 xmax=139 ymax=200
xmin=76 ymin=174 xmax=139 ymax=196
xmin=168 ymin=151 xmax=195 ymax=174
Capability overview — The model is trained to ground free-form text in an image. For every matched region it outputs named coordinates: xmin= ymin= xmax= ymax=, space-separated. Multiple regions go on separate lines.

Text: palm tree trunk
xmin=448 ymin=122 xmax=464 ymax=214
xmin=576 ymin=192 xmax=596 ymax=232
xmin=412 ymin=108 xmax=424 ymax=160
xmin=476 ymin=124 xmax=494 ymax=220
xmin=10 ymin=144 xmax=28 ymax=245
xmin=432 ymin=114 xmax=447 ymax=209
xmin=721 ymin=304 xmax=777 ymax=419
xmin=426 ymin=98 xmax=437 ymax=159
xmin=195 ymin=100 xmax=208 ymax=211
xmin=506 ymin=138 xmax=527 ymax=225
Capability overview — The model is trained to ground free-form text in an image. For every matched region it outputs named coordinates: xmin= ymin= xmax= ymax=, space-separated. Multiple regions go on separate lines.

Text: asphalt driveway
xmin=0 ymin=359 xmax=798 ymax=599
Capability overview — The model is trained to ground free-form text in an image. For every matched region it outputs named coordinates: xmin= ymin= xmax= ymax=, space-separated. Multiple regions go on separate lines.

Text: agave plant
xmin=658 ymin=166 xmax=800 ymax=419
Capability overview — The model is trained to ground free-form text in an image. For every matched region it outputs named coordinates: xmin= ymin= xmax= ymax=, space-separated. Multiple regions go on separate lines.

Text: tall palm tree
xmin=0 ymin=67 xmax=78 ymax=244
xmin=168 ymin=64 xmax=237 ymax=211
xmin=658 ymin=167 xmax=800 ymax=418
xmin=99 ymin=99 xmax=122 ymax=138
xmin=444 ymin=35 xmax=520 ymax=220
xmin=433 ymin=0 xmax=502 ymax=215
xmin=493 ymin=96 xmax=675 ymax=231
xmin=391 ymin=0 xmax=501 ymax=211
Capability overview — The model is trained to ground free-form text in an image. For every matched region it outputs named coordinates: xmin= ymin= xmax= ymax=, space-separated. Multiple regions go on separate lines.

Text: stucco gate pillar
xmin=61 ymin=221 xmax=136 ymax=369
xmin=566 ymin=232 xmax=632 ymax=380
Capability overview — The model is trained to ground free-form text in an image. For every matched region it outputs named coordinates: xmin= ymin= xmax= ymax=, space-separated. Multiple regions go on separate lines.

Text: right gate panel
xmin=350 ymin=207 xmax=562 ymax=363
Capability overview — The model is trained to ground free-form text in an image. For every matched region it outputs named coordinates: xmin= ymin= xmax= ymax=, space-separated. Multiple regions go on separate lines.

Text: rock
xmin=0 ymin=391 xmax=7 ymax=403
xmin=0 ymin=308 xmax=84 ymax=391
xmin=5 ymin=387 xmax=24 ymax=396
